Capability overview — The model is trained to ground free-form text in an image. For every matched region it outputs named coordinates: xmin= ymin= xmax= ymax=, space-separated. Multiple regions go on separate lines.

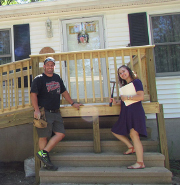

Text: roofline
xmin=0 ymin=0 xmax=179 ymax=19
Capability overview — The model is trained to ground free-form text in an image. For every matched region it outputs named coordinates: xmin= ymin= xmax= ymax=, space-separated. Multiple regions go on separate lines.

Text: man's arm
xmin=62 ymin=91 xmax=83 ymax=110
xmin=31 ymin=92 xmax=41 ymax=119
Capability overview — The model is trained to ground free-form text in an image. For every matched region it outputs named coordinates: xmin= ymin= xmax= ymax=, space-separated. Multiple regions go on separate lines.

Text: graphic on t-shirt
xmin=46 ymin=81 xmax=60 ymax=93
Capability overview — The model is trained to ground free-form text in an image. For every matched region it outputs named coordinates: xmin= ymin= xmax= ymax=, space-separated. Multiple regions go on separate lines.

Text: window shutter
xmin=13 ymin=24 xmax=31 ymax=61
xmin=13 ymin=24 xmax=31 ymax=88
xmin=128 ymin=12 xmax=149 ymax=46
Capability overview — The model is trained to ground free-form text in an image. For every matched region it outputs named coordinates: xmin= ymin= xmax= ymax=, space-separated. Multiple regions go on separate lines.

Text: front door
xmin=62 ymin=16 xmax=108 ymax=100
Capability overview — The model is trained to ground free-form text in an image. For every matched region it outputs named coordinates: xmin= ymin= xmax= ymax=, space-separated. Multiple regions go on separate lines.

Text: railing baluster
xmin=121 ymin=50 xmax=125 ymax=65
xmin=138 ymin=49 xmax=143 ymax=81
xmin=105 ymin=51 xmax=111 ymax=100
xmin=66 ymin=55 xmax=71 ymax=96
xmin=59 ymin=55 xmax=65 ymax=104
xmin=5 ymin=81 xmax=7 ymax=108
xmin=90 ymin=52 xmax=95 ymax=102
xmin=98 ymin=52 xmax=103 ymax=102
xmin=14 ymin=64 xmax=17 ymax=109
xmin=74 ymin=54 xmax=79 ymax=102
xmin=0 ymin=68 xmax=3 ymax=112
xmin=16 ymin=78 xmax=19 ymax=107
xmin=82 ymin=53 xmax=87 ymax=103
xmin=130 ymin=49 xmax=134 ymax=71
xmin=7 ymin=66 xmax=10 ymax=110
xmin=11 ymin=79 xmax=13 ymax=107
xmin=20 ymin=63 xmax=25 ymax=107
xmin=27 ymin=60 xmax=31 ymax=105
xmin=59 ymin=55 xmax=62 ymax=77
xmin=113 ymin=51 xmax=119 ymax=99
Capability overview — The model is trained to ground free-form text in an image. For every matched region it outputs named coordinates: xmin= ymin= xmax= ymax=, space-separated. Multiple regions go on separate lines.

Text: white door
xmin=62 ymin=16 xmax=108 ymax=100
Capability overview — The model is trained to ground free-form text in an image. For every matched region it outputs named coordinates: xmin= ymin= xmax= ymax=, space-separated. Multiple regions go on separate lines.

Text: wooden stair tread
xmin=39 ymin=166 xmax=172 ymax=184
xmin=50 ymin=152 xmax=164 ymax=160
xmin=55 ymin=140 xmax=158 ymax=145
xmin=40 ymin=166 xmax=171 ymax=176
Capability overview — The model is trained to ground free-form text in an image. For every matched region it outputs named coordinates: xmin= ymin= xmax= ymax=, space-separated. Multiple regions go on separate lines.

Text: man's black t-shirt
xmin=31 ymin=73 xmax=66 ymax=110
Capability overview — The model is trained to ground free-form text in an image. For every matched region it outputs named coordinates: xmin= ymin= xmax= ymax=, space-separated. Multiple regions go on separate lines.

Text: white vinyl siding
xmin=30 ymin=18 xmax=61 ymax=54
xmin=146 ymin=76 xmax=180 ymax=119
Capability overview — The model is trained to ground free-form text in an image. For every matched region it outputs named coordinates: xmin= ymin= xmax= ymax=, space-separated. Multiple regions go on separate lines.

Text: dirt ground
xmin=0 ymin=162 xmax=35 ymax=185
xmin=0 ymin=160 xmax=179 ymax=185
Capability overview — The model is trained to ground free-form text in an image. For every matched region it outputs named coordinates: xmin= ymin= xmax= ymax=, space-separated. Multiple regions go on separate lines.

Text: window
xmin=151 ymin=14 xmax=180 ymax=75
xmin=0 ymin=25 xmax=31 ymax=87
xmin=0 ymin=29 xmax=11 ymax=65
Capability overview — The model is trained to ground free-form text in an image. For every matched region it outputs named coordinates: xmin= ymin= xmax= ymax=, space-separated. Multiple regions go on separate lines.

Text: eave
xmin=0 ymin=0 xmax=179 ymax=20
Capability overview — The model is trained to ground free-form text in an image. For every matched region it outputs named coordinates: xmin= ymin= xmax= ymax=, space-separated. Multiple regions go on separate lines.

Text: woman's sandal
xmin=127 ymin=162 xmax=145 ymax=169
xmin=123 ymin=147 xmax=135 ymax=155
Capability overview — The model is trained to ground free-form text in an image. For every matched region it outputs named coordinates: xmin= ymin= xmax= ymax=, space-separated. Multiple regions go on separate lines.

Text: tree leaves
xmin=0 ymin=0 xmax=45 ymax=6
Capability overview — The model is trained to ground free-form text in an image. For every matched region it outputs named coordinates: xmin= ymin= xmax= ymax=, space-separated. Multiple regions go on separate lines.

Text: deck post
xmin=31 ymin=57 xmax=41 ymax=185
xmin=156 ymin=104 xmax=170 ymax=170
xmin=31 ymin=57 xmax=40 ymax=79
xmin=93 ymin=116 xmax=101 ymax=153
xmin=146 ymin=48 xmax=158 ymax=102
xmin=146 ymin=48 xmax=170 ymax=169
xmin=33 ymin=127 xmax=40 ymax=185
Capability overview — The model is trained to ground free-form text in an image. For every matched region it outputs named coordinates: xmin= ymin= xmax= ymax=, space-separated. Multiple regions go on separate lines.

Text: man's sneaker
xmin=36 ymin=150 xmax=54 ymax=167
xmin=43 ymin=164 xmax=58 ymax=171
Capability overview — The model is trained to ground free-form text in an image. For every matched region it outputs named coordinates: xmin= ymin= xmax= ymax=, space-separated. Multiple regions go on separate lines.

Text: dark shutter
xmin=13 ymin=24 xmax=31 ymax=61
xmin=13 ymin=24 xmax=32 ymax=88
xmin=128 ymin=12 xmax=149 ymax=46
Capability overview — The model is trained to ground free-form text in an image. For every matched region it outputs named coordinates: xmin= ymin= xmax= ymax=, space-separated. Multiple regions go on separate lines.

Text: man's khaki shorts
xmin=36 ymin=110 xmax=65 ymax=138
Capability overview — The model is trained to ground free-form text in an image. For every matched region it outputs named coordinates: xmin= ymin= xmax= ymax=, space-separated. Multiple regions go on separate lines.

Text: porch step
xmin=39 ymin=166 xmax=172 ymax=184
xmin=63 ymin=128 xmax=152 ymax=141
xmin=51 ymin=140 xmax=159 ymax=153
xmin=49 ymin=152 xmax=165 ymax=167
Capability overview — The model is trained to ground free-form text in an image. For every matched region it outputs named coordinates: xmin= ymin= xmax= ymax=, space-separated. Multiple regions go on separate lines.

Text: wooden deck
xmin=0 ymin=45 xmax=170 ymax=184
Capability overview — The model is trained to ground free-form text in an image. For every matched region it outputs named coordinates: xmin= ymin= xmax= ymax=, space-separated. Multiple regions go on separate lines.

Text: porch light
xmin=45 ymin=18 xmax=53 ymax=38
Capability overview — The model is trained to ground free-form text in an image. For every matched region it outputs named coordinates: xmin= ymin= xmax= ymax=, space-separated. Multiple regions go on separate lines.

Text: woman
xmin=110 ymin=65 xmax=147 ymax=169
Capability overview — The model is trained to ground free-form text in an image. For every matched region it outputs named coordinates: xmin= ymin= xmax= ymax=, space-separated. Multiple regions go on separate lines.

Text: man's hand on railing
xmin=71 ymin=102 xmax=84 ymax=110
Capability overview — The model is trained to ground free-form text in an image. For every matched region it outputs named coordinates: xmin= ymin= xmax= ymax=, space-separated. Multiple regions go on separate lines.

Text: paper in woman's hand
xmin=119 ymin=82 xmax=138 ymax=106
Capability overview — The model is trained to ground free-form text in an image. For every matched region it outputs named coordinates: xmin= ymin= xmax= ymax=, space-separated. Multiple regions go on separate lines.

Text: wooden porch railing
xmin=0 ymin=58 xmax=32 ymax=113
xmin=0 ymin=46 xmax=170 ymax=177
xmin=0 ymin=45 xmax=152 ymax=113
xmin=30 ymin=45 xmax=151 ymax=105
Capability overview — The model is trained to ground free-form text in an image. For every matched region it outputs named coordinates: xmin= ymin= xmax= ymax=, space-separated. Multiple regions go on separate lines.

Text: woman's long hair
xmin=118 ymin=65 xmax=137 ymax=87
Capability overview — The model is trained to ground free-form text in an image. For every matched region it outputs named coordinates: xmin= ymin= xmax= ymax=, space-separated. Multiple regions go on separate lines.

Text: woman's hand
xmin=110 ymin=98 xmax=120 ymax=105
xmin=121 ymin=91 xmax=144 ymax=102
xmin=120 ymin=95 xmax=127 ymax=102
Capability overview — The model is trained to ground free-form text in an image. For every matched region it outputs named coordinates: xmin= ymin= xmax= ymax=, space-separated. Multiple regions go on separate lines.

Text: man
xmin=30 ymin=57 xmax=82 ymax=171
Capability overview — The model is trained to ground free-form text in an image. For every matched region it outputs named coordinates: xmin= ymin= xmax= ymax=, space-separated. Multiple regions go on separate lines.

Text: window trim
xmin=0 ymin=28 xmax=12 ymax=62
